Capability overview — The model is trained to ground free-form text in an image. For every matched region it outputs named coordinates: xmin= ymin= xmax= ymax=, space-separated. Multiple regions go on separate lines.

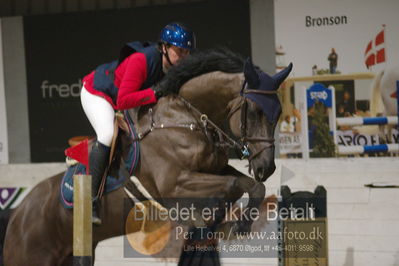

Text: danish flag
xmin=364 ymin=26 xmax=386 ymax=69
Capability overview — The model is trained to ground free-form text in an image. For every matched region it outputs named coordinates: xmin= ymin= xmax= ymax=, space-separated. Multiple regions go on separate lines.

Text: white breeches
xmin=80 ymin=86 xmax=114 ymax=146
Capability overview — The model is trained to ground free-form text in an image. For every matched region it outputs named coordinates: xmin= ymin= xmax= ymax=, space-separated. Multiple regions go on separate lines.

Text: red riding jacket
xmin=83 ymin=47 xmax=163 ymax=110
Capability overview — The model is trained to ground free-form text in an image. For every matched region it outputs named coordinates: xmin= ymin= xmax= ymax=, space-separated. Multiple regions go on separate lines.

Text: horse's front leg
xmin=219 ymin=164 xmax=266 ymax=235
xmin=171 ymin=168 xmax=264 ymax=235
xmin=221 ymin=164 xmax=265 ymax=200
xmin=168 ymin=171 xmax=238 ymax=227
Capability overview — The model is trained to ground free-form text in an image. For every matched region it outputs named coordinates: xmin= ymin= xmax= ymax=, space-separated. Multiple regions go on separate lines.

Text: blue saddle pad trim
xmin=60 ymin=111 xmax=140 ymax=209
xmin=60 ymin=163 xmax=126 ymax=209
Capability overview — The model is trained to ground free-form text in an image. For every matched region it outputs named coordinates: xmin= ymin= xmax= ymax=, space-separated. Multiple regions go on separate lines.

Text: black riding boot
xmin=89 ymin=141 xmax=110 ymax=226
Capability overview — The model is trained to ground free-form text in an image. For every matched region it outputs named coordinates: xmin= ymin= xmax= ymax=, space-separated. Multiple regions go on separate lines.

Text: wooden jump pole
xmin=73 ymin=174 xmax=92 ymax=266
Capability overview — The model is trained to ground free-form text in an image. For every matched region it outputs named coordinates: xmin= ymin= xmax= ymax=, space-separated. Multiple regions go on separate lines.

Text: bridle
xmin=130 ymin=81 xmax=278 ymax=164
xmin=226 ymin=82 xmax=278 ymax=161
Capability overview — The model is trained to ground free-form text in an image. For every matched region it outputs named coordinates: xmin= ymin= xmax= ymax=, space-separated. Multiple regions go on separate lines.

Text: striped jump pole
xmin=337 ymin=116 xmax=398 ymax=126
xmin=338 ymin=144 xmax=399 ymax=155
xmin=73 ymin=174 xmax=92 ymax=266
xmin=336 ymin=80 xmax=398 ymax=155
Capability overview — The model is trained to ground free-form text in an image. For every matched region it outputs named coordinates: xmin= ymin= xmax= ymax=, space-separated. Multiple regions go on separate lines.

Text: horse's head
xmin=228 ymin=59 xmax=292 ymax=182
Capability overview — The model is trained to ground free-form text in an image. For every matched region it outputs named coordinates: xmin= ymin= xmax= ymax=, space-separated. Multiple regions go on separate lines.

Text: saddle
xmin=66 ymin=111 xmax=131 ymax=168
xmin=60 ymin=111 xmax=140 ymax=209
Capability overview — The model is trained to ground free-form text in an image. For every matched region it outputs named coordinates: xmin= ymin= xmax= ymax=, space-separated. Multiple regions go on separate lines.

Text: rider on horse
xmin=80 ymin=22 xmax=196 ymax=225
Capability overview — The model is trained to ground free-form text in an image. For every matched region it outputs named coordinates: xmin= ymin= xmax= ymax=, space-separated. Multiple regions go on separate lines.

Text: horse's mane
xmin=160 ymin=47 xmax=245 ymax=93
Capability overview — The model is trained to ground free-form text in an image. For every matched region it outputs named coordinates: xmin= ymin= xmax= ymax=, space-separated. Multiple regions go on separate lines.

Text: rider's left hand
xmin=152 ymin=84 xmax=170 ymax=100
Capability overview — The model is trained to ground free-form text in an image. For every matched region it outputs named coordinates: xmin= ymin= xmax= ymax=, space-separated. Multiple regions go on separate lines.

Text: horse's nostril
xmin=256 ymin=168 xmax=265 ymax=179
xmin=256 ymin=164 xmax=276 ymax=181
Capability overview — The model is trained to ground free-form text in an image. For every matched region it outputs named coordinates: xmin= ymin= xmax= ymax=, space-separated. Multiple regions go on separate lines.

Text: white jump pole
xmin=338 ymin=143 xmax=399 ymax=154
xmin=337 ymin=116 xmax=398 ymax=126
xmin=336 ymin=80 xmax=399 ymax=155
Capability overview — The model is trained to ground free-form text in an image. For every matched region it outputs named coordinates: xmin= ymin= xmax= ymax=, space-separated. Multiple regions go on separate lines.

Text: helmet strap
xmin=162 ymin=43 xmax=174 ymax=67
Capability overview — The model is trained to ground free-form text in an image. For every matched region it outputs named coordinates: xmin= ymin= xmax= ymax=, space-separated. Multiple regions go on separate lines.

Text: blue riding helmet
xmin=160 ymin=23 xmax=196 ymax=50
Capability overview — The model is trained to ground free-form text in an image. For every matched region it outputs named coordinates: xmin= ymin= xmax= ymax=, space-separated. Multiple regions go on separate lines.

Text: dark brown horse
xmin=2 ymin=49 xmax=292 ymax=265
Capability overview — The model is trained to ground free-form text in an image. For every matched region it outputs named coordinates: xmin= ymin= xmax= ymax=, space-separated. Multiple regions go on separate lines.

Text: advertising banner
xmin=279 ymin=133 xmax=302 ymax=155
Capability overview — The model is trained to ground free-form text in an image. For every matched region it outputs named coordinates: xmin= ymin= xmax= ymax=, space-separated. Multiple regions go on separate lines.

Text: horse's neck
xmin=179 ymin=71 xmax=244 ymax=125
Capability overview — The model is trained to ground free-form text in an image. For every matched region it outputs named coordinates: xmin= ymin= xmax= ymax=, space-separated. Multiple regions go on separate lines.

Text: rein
xmin=130 ymin=97 xmax=244 ymax=154
xmin=130 ymin=82 xmax=278 ymax=163
xmin=177 ymin=96 xmax=246 ymax=154
xmin=131 ymin=107 xmax=200 ymax=141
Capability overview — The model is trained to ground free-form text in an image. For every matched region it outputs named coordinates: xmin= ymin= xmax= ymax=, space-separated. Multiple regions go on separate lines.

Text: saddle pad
xmin=60 ymin=111 xmax=140 ymax=209
xmin=60 ymin=163 xmax=126 ymax=209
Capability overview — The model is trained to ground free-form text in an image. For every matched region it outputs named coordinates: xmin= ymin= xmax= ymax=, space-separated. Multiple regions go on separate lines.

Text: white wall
xmin=0 ymin=19 xmax=9 ymax=164
xmin=275 ymin=0 xmax=399 ymax=77
xmin=250 ymin=0 xmax=276 ymax=75
xmin=1 ymin=17 xmax=30 ymax=163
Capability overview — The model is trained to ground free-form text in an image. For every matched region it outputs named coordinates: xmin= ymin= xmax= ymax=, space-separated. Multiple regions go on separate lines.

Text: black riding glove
xmin=152 ymin=84 xmax=170 ymax=100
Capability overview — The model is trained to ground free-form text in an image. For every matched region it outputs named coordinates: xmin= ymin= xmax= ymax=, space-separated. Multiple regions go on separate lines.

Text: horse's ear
xmin=244 ymin=57 xmax=260 ymax=89
xmin=272 ymin=63 xmax=293 ymax=90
